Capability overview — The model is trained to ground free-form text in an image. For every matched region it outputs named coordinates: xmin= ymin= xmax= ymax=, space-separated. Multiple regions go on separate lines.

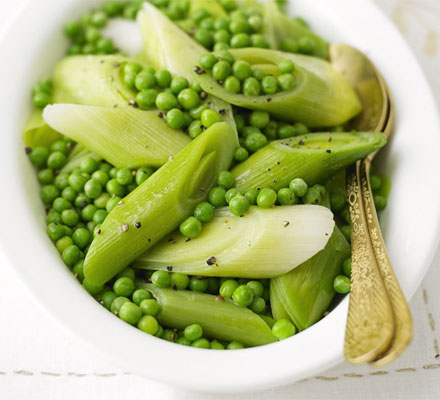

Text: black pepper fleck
xmin=219 ymin=109 xmax=227 ymax=115
xmin=25 ymin=147 xmax=32 ymax=155
xmin=299 ymin=140 xmax=305 ymax=145
xmin=206 ymin=256 xmax=216 ymax=265
xmin=194 ymin=65 xmax=205 ymax=75
xmin=166 ymin=266 xmax=173 ymax=271
xmin=267 ymin=98 xmax=272 ymax=102
xmin=135 ymin=222 xmax=142 ymax=229
xmin=326 ymin=149 xmax=331 ymax=154
xmin=185 ymin=238 xmax=191 ymax=242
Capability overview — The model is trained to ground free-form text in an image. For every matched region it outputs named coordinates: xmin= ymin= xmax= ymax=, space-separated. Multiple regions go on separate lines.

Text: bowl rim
xmin=0 ymin=0 xmax=439 ymax=393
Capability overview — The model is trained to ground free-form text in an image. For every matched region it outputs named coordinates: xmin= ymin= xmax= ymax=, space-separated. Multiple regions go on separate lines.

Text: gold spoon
xmin=360 ymin=79 xmax=413 ymax=366
xmin=329 ymin=43 xmax=402 ymax=364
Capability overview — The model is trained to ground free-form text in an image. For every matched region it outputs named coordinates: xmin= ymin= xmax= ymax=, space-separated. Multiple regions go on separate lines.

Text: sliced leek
xmin=271 ymin=227 xmax=350 ymax=331
xmin=53 ymin=55 xmax=136 ymax=107
xmin=134 ymin=205 xmax=334 ymax=278
xmin=43 ymin=104 xmax=191 ymax=168
xmin=232 ymin=131 xmax=387 ymax=191
xmin=84 ymin=122 xmax=236 ymax=286
xmin=140 ymin=284 xmax=277 ymax=346
xmin=61 ymin=144 xmax=101 ymax=174
xmin=23 ymin=109 xmax=61 ymax=148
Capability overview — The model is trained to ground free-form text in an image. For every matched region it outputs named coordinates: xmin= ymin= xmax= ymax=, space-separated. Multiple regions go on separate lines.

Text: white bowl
xmin=0 ymin=0 xmax=439 ymax=393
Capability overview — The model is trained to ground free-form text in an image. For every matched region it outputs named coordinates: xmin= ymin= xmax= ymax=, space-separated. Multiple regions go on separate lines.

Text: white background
xmin=1 ymin=0 xmax=440 ymax=399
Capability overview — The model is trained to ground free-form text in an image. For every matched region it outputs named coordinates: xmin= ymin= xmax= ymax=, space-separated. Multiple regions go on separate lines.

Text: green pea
xmin=163 ymin=328 xmax=178 ymax=341
xmin=272 ymin=319 xmax=296 ymax=339
xmin=110 ymin=296 xmax=129 ymax=314
xmin=302 ymin=186 xmax=322 ymax=205
xmin=61 ymin=209 xmax=79 ymax=227
xmin=216 ymin=170 xmax=235 ymax=189
xmin=93 ymin=209 xmax=108 ymax=224
xmin=278 ymin=59 xmax=295 ymax=73
xmin=334 ymin=275 xmax=350 ymax=294
xmin=123 ymin=71 xmax=137 ymax=89
xmin=374 ymin=195 xmax=387 ymax=210
xmin=191 ymin=80 xmax=203 ymax=93
xmin=90 ymin=10 xmax=108 ymax=27
xmin=233 ymin=146 xmax=249 ymax=162
xmin=191 ymin=338 xmax=210 ymax=348
xmin=341 ymin=225 xmax=351 ymax=241
xmin=277 ymin=74 xmax=296 ymax=91
xmin=278 ymin=123 xmax=296 ymax=139
xmin=232 ymin=284 xmax=254 ymax=307
xmin=242 ymin=77 xmax=261 ymax=96
xmin=151 ymin=270 xmax=171 ymax=288
xmin=36 ymin=168 xmax=53 ymax=184
xmin=250 ymin=297 xmax=266 ymax=314
xmin=199 ymin=53 xmax=218 ymax=70
xmin=214 ymin=29 xmax=231 ymax=44
xmin=52 ymin=197 xmax=72 ymax=213
xmin=62 ymin=244 xmax=82 ymax=266
xmin=176 ymin=88 xmax=199 ymax=111
xmin=132 ymin=289 xmax=151 ymax=306
xmin=209 ymin=186 xmax=227 ymax=207
xmin=106 ymin=196 xmax=121 ymax=212
xmin=243 ymin=188 xmax=258 ymax=205
xmin=229 ymin=194 xmax=249 ymax=216
xmin=201 ymin=109 xmax=222 ymax=128
xmin=47 ymin=222 xmax=65 ymax=242
xmin=29 ymin=146 xmax=50 ymax=167
xmin=68 ymin=172 xmax=87 ymax=192
xmin=250 ymin=34 xmax=269 ymax=48
xmin=248 ymin=14 xmax=262 ymax=31
xmin=289 ymin=178 xmax=308 ymax=197
xmin=229 ymin=18 xmax=250 ymax=34
xmin=293 ymin=122 xmax=309 ymax=135
xmin=210 ymin=340 xmax=224 ymax=349
xmin=180 ymin=216 xmax=202 ymax=238
xmin=46 ymin=209 xmax=61 ymax=224
xmin=188 ymin=120 xmax=204 ymax=139
xmin=72 ymin=228 xmax=92 ymax=249
xmin=72 ymin=260 xmax=84 ymax=282
xmin=85 ymin=26 xmax=101 ymax=44
xmin=199 ymin=16 xmax=215 ymax=30
xmin=64 ymin=20 xmax=81 ymax=38
xmin=47 ymin=152 xmax=67 ymax=170
xmin=330 ymin=192 xmax=346 ymax=212
xmin=227 ymin=341 xmax=244 ymax=349
xmin=189 ymin=277 xmax=209 ymax=292
xmin=154 ymin=70 xmax=172 ymax=88
xmin=106 ymin=179 xmax=125 ymax=197
xmin=249 ymin=110 xmax=270 ymax=129
xmin=219 ymin=279 xmax=239 ymax=298
xmin=62 ymin=225 xmax=74 ymax=237
xmin=194 ymin=29 xmax=214 ymax=48
xmin=119 ymin=302 xmax=142 ymax=325
xmin=33 ymin=92 xmax=51 ymax=108
xmin=136 ymin=167 xmax=154 ymax=185
xmin=90 ymin=171 xmax=108 ymax=187
xmin=259 ymin=76 xmax=278 ymax=95
xmin=169 ymin=77 xmax=188 ymax=95
xmin=54 ymin=173 xmax=69 ymax=191
xmin=60 ymin=188 xmax=76 ymax=204
xmin=244 ymin=132 xmax=267 ymax=152
xmin=50 ymin=140 xmax=69 ymax=155
xmin=155 ymin=92 xmax=178 ymax=111
xmin=224 ymin=76 xmax=241 ymax=93
xmin=134 ymin=71 xmax=156 ymax=90
xmin=56 ymin=236 xmax=73 ymax=253
xmin=230 ymin=33 xmax=251 ymax=48
xmin=184 ymin=324 xmax=203 ymax=341
xmin=370 ymin=174 xmax=382 ymax=191
xmin=123 ymin=3 xmax=139 ymax=19
xmin=221 ymin=0 xmax=237 ymax=11
xmin=232 ymin=60 xmax=252 ymax=81
xmin=102 ymin=291 xmax=117 ymax=310
xmin=277 ymin=188 xmax=297 ymax=205
xmin=116 ymin=267 xmax=136 ymax=281
xmin=138 ymin=315 xmax=159 ymax=334
xmin=213 ymin=42 xmax=230 ymax=51
xmin=194 ymin=202 xmax=215 ymax=222
xmin=298 ymin=37 xmax=314 ymax=54
xmin=81 ymin=204 xmax=97 ymax=222
xmin=212 ymin=60 xmax=231 ymax=81
xmin=136 ymin=89 xmax=158 ymax=109
xmin=139 ymin=298 xmax=160 ymax=316
xmin=170 ymin=273 xmax=190 ymax=290
xmin=257 ymin=188 xmax=277 ymax=208
xmin=343 ymin=257 xmax=352 ymax=277
xmin=83 ymin=278 xmax=104 ymax=295
xmin=113 ymin=276 xmax=135 ymax=297
xmin=83 ymin=179 xmax=102 ymax=199
xmin=225 ymin=188 xmax=240 ymax=204
xmin=189 ymin=103 xmax=208 ymax=119
xmin=79 ymin=158 xmax=98 ymax=174
xmin=75 ymin=193 xmax=91 ymax=209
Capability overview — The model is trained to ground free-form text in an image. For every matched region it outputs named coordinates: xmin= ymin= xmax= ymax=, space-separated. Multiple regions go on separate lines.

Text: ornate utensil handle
xmin=360 ymin=160 xmax=413 ymax=366
xmin=344 ymin=161 xmax=395 ymax=364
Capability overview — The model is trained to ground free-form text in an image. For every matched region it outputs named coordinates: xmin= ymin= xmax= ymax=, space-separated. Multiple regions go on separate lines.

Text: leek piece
xmin=22 ymin=109 xmax=61 ymax=148
xmin=43 ymin=104 xmax=191 ymax=168
xmin=271 ymin=226 xmax=350 ymax=331
xmin=262 ymin=1 xmax=329 ymax=59
xmin=134 ymin=205 xmax=334 ymax=278
xmin=53 ymin=55 xmax=136 ymax=107
xmin=211 ymin=48 xmax=362 ymax=126
xmin=270 ymin=288 xmax=291 ymax=322
xmin=232 ymin=131 xmax=387 ymax=192
xmin=137 ymin=3 xmax=236 ymax=136
xmin=139 ymin=284 xmax=277 ymax=346
xmin=84 ymin=122 xmax=236 ymax=285
xmin=61 ymin=144 xmax=102 ymax=174
xmin=137 ymin=3 xmax=360 ymax=127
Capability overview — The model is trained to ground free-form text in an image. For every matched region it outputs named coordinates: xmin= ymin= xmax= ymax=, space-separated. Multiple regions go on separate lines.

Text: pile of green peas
xmin=188 ymin=5 xmax=270 ymax=51
xmin=32 ymin=78 xmax=53 ymax=109
xmin=232 ymin=109 xmax=310 ymax=159
xmin=121 ymin=61 xmax=226 ymax=137
xmin=27 ymin=139 xmax=155 ymax=284
xmin=198 ymin=51 xmax=297 ymax=96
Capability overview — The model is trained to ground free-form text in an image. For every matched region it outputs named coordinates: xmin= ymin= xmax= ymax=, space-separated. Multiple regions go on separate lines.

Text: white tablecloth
xmin=1 ymin=1 xmax=439 ymax=399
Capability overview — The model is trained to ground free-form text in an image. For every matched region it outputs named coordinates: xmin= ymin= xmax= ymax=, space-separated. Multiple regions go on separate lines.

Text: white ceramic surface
xmin=0 ymin=0 xmax=439 ymax=393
